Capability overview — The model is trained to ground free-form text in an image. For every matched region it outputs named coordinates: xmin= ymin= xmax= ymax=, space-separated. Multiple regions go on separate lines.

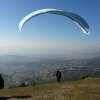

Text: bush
xmin=33 ymin=82 xmax=36 ymax=86
xmin=80 ymin=74 xmax=88 ymax=79
xmin=18 ymin=82 xmax=27 ymax=87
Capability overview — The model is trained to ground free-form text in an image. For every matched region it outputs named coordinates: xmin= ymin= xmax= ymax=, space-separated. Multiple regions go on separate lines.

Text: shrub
xmin=18 ymin=82 xmax=27 ymax=87
xmin=80 ymin=74 xmax=88 ymax=79
xmin=33 ymin=82 xmax=36 ymax=86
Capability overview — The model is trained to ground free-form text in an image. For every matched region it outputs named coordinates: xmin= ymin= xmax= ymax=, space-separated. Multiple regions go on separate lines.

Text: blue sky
xmin=0 ymin=0 xmax=100 ymax=55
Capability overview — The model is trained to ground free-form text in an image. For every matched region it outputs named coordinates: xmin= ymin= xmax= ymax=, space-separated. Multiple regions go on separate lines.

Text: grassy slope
xmin=0 ymin=78 xmax=100 ymax=100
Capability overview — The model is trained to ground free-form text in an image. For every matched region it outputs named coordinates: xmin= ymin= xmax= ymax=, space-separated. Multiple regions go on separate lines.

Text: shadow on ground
xmin=0 ymin=95 xmax=31 ymax=100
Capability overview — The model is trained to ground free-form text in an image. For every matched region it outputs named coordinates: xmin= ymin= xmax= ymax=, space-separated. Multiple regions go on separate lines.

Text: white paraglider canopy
xmin=19 ymin=8 xmax=90 ymax=35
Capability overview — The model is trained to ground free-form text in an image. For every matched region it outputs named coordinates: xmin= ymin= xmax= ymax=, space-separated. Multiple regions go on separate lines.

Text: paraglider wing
xmin=19 ymin=8 xmax=90 ymax=35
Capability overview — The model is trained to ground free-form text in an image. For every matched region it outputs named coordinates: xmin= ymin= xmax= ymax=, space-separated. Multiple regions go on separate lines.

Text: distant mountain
xmin=0 ymin=46 xmax=100 ymax=59
xmin=0 ymin=55 xmax=39 ymax=62
xmin=0 ymin=46 xmax=71 ymax=57
xmin=86 ymin=56 xmax=100 ymax=67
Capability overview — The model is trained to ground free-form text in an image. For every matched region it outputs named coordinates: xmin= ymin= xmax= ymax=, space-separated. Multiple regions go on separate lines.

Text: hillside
xmin=0 ymin=78 xmax=100 ymax=100
xmin=0 ymin=56 xmax=100 ymax=87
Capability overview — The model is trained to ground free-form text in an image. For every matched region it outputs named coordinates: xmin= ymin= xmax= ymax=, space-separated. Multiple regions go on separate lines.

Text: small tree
xmin=80 ymin=74 xmax=88 ymax=79
xmin=33 ymin=82 xmax=36 ymax=86
xmin=18 ymin=82 xmax=27 ymax=87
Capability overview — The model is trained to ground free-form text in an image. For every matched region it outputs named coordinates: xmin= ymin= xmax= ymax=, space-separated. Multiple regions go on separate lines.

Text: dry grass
xmin=0 ymin=77 xmax=100 ymax=100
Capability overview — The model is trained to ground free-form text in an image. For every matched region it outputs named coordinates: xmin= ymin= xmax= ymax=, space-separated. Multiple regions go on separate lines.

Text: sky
xmin=0 ymin=0 xmax=100 ymax=55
